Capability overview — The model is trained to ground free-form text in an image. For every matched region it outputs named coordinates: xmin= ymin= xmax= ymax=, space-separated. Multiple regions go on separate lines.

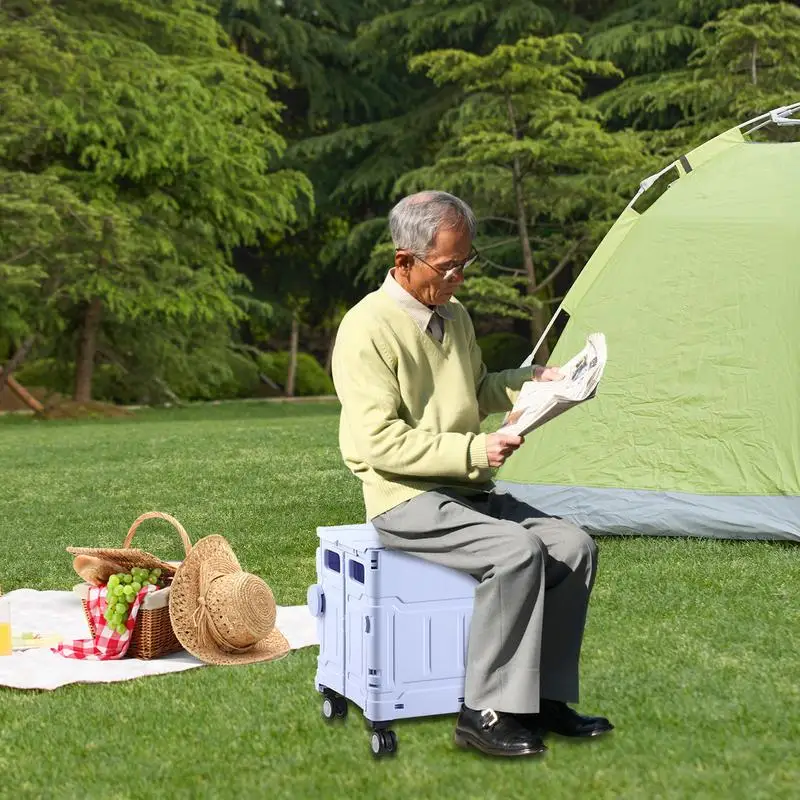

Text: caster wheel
xmin=321 ymin=696 xmax=335 ymax=721
xmin=370 ymin=729 xmax=397 ymax=757
xmin=333 ymin=696 xmax=348 ymax=718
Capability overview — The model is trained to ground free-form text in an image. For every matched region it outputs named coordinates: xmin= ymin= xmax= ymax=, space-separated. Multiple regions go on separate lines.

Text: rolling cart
xmin=307 ymin=523 xmax=477 ymax=757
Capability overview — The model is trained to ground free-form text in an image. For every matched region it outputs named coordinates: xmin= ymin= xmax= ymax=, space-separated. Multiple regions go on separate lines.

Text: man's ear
xmin=394 ymin=249 xmax=414 ymax=272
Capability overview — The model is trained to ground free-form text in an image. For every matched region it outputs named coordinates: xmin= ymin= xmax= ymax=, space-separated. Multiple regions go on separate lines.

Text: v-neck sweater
xmin=332 ymin=287 xmax=532 ymax=519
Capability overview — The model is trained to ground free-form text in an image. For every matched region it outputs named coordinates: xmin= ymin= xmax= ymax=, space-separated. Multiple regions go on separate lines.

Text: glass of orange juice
xmin=0 ymin=590 xmax=11 ymax=656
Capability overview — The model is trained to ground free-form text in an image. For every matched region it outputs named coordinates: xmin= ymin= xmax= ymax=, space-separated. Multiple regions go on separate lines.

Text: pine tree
xmin=391 ymin=34 xmax=643 ymax=358
xmin=585 ymin=1 xmax=799 ymax=151
xmin=0 ymin=0 xmax=311 ymax=401
xmin=687 ymin=2 xmax=800 ymax=135
xmin=216 ymin=0 xmax=398 ymax=382
xmin=290 ymin=0 xmax=589 ymax=280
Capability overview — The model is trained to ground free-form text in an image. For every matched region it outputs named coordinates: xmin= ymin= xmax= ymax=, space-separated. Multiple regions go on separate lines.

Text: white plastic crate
xmin=307 ymin=523 xmax=477 ymax=756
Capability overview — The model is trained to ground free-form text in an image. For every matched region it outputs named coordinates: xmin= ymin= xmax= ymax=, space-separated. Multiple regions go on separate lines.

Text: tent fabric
xmin=497 ymin=123 xmax=800 ymax=541
xmin=500 ymin=485 xmax=800 ymax=542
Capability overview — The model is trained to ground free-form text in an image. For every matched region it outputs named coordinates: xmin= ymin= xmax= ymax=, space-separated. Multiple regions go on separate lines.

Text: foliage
xmin=393 ymin=34 xmax=644 ymax=350
xmin=586 ymin=0 xmax=799 ymax=146
xmin=0 ymin=0 xmax=311 ymax=399
xmin=14 ymin=345 xmax=263 ymax=404
xmin=2 ymin=0 xmax=797 ymax=401
xmin=288 ymin=0 xmax=581 ymax=277
xmin=476 ymin=332 xmax=533 ymax=372
xmin=687 ymin=2 xmax=800 ymax=134
xmin=257 ymin=351 xmax=335 ymax=396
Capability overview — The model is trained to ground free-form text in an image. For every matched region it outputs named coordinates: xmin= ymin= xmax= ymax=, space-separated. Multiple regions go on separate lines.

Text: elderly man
xmin=331 ymin=190 xmax=612 ymax=758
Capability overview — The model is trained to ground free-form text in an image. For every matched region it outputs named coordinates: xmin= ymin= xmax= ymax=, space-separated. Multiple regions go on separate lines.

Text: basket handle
xmin=123 ymin=512 xmax=192 ymax=556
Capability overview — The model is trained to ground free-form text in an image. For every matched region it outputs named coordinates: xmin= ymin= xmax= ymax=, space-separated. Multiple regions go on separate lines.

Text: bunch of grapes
xmin=103 ymin=567 xmax=164 ymax=635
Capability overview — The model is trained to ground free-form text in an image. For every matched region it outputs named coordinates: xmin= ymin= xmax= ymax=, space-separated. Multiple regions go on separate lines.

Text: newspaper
xmin=498 ymin=333 xmax=607 ymax=437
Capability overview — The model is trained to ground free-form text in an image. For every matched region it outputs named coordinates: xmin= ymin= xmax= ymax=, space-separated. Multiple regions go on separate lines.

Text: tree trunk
xmin=751 ymin=42 xmax=758 ymax=85
xmin=0 ymin=371 xmax=44 ymax=413
xmin=507 ymin=96 xmax=551 ymax=362
xmin=74 ymin=297 xmax=102 ymax=402
xmin=0 ymin=334 xmax=37 ymax=393
xmin=286 ymin=313 xmax=299 ymax=397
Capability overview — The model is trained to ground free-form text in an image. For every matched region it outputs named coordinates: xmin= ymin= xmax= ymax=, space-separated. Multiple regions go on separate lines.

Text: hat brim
xmin=168 ymin=535 xmax=290 ymax=665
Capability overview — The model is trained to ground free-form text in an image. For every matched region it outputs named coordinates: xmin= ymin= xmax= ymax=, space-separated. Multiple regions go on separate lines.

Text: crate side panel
xmin=344 ymin=553 xmax=369 ymax=709
xmin=370 ymin=549 xmax=477 ymax=602
xmin=313 ymin=542 xmax=346 ymax=695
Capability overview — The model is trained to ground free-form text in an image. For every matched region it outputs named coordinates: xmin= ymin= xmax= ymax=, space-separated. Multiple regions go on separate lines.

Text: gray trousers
xmin=371 ymin=488 xmax=598 ymax=714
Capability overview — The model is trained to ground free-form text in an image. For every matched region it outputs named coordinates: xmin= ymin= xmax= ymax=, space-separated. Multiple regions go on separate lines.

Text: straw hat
xmin=168 ymin=535 xmax=289 ymax=665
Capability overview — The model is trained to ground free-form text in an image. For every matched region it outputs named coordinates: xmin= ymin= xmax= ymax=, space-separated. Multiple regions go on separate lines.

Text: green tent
xmin=497 ymin=103 xmax=800 ymax=542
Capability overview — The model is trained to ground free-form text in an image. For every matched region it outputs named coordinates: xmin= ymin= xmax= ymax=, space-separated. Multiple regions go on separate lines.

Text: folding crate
xmin=307 ymin=523 xmax=477 ymax=757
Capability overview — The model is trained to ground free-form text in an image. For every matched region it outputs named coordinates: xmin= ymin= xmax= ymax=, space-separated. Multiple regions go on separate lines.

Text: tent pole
xmin=523 ymin=306 xmax=565 ymax=366
xmin=739 ymin=101 xmax=800 ymax=134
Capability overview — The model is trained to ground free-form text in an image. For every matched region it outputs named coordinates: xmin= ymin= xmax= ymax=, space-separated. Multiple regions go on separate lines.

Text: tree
xmin=0 ymin=0 xmax=311 ymax=401
xmin=392 ymin=34 xmax=643 ymax=358
xmin=217 ymin=0 xmax=395 ymax=375
xmin=687 ymin=2 xmax=800 ymax=135
xmin=586 ymin=1 xmax=799 ymax=150
xmin=290 ymin=0 xmax=583 ymax=283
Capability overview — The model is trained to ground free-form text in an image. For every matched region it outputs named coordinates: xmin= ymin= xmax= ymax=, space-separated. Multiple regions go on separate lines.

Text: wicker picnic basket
xmin=72 ymin=512 xmax=193 ymax=660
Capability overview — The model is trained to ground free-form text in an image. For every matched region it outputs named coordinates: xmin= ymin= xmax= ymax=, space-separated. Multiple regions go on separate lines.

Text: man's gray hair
xmin=388 ymin=191 xmax=477 ymax=255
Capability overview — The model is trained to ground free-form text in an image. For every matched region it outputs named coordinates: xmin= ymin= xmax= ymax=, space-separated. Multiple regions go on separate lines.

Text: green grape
xmin=100 ymin=567 xmax=151 ymax=632
xmin=100 ymin=566 xmax=154 ymax=632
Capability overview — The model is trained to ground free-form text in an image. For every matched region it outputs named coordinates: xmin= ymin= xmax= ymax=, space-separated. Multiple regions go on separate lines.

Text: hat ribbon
xmin=191 ymin=571 xmax=254 ymax=654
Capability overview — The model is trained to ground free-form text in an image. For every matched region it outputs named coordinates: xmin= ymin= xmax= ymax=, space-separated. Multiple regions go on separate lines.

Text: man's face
xmin=394 ymin=226 xmax=471 ymax=306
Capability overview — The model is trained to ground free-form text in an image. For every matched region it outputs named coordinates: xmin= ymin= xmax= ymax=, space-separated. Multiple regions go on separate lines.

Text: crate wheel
xmin=370 ymin=729 xmax=397 ymax=757
xmin=333 ymin=696 xmax=348 ymax=718
xmin=321 ymin=696 xmax=335 ymax=720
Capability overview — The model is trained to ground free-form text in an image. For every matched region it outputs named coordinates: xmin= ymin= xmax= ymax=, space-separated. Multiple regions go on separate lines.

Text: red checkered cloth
xmin=54 ymin=584 xmax=157 ymax=660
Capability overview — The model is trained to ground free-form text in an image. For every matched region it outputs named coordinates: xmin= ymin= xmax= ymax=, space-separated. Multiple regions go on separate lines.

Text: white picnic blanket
xmin=0 ymin=589 xmax=319 ymax=691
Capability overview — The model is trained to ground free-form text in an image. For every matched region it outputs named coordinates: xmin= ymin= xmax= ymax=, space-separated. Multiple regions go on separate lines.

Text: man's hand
xmin=533 ymin=365 xmax=564 ymax=382
xmin=486 ymin=433 xmax=524 ymax=468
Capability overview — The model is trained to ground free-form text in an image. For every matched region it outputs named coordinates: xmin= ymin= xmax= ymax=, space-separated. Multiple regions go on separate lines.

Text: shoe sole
xmin=454 ymin=730 xmax=547 ymax=757
xmin=550 ymin=724 xmax=615 ymax=739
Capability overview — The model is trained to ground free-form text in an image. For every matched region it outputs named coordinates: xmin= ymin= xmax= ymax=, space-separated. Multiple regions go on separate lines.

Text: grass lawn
xmin=1 ymin=401 xmax=799 ymax=799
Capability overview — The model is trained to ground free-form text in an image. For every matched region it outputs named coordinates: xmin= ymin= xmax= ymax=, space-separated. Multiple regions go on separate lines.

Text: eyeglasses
xmin=397 ymin=246 xmax=479 ymax=281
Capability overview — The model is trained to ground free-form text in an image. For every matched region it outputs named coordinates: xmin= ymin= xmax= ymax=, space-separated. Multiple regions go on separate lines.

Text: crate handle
xmin=123 ymin=512 xmax=192 ymax=556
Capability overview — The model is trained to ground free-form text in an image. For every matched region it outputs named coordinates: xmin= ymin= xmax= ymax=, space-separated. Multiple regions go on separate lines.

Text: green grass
xmin=1 ymin=402 xmax=799 ymax=799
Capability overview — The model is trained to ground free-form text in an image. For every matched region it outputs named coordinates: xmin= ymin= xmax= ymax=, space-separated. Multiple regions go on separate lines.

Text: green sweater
xmin=331 ymin=287 xmax=532 ymax=519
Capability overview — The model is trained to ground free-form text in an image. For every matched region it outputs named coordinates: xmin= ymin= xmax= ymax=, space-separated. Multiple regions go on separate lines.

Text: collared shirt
xmin=381 ymin=269 xmax=454 ymax=343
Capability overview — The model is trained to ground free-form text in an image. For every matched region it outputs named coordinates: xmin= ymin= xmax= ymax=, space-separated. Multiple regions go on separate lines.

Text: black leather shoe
xmin=454 ymin=705 xmax=547 ymax=757
xmin=523 ymin=699 xmax=614 ymax=738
